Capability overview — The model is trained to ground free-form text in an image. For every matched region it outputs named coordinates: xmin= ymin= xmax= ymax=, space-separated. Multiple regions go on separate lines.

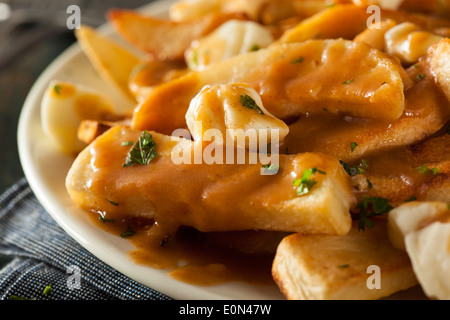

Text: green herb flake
xmin=240 ymin=95 xmax=264 ymax=115
xmin=337 ymin=264 xmax=349 ymax=269
xmin=43 ymin=284 xmax=52 ymax=296
xmin=120 ymin=225 xmax=136 ymax=238
xmin=342 ymin=79 xmax=354 ymax=84
xmin=340 ymin=159 xmax=369 ymax=177
xmin=106 ymin=198 xmax=119 ymax=206
xmin=356 ymin=197 xmax=393 ymax=231
xmin=53 ymin=85 xmax=62 ymax=95
xmin=189 ymin=50 xmax=198 ymax=69
xmin=293 ymin=167 xmax=326 ymax=196
xmin=416 ymin=163 xmax=439 ymax=175
xmin=350 ymin=142 xmax=358 ymax=153
xmin=121 ymin=141 xmax=134 ymax=146
xmin=417 ymin=74 xmax=426 ymax=80
xmin=250 ymin=44 xmax=260 ymax=51
xmin=99 ymin=215 xmax=115 ymax=223
xmin=405 ymin=196 xmax=417 ymax=202
xmin=291 ymin=56 xmax=304 ymax=64
xmin=123 ymin=131 xmax=158 ymax=167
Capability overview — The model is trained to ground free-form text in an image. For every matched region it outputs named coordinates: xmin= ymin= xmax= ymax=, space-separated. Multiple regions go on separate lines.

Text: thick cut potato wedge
xmin=108 ymin=9 xmax=247 ymax=61
xmin=429 ymin=38 xmax=450 ymax=102
xmin=399 ymin=0 xmax=450 ymax=18
xmin=66 ymin=126 xmax=355 ymax=236
xmin=169 ymin=0 xmax=351 ymax=24
xmin=272 ymin=220 xmax=418 ymax=300
xmin=283 ymin=57 xmax=449 ymax=163
xmin=279 ymin=4 xmax=450 ymax=44
xmin=132 ymin=39 xmax=408 ymax=134
xmin=75 ymin=25 xmax=141 ymax=103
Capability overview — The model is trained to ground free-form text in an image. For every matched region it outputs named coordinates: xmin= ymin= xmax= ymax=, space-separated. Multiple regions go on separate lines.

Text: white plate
xmin=17 ymin=0 xmax=285 ymax=300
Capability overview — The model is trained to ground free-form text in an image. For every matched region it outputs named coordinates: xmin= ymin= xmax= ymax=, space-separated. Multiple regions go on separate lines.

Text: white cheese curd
xmin=185 ymin=19 xmax=274 ymax=71
xmin=185 ymin=82 xmax=289 ymax=152
xmin=41 ymin=80 xmax=114 ymax=154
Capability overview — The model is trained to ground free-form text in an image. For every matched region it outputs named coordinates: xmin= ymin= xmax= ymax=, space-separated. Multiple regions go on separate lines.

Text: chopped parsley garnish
xmin=337 ymin=264 xmax=349 ymax=269
xmin=405 ymin=196 xmax=417 ymax=202
xmin=250 ymin=44 xmax=260 ymax=51
xmin=291 ymin=56 xmax=304 ymax=64
xmin=417 ymin=74 xmax=426 ymax=80
xmin=123 ymin=131 xmax=158 ymax=167
xmin=342 ymin=79 xmax=354 ymax=84
xmin=262 ymin=164 xmax=279 ymax=174
xmin=356 ymin=196 xmax=393 ymax=231
xmin=99 ymin=215 xmax=115 ymax=223
xmin=416 ymin=163 xmax=439 ymax=175
xmin=121 ymin=141 xmax=134 ymax=146
xmin=189 ymin=50 xmax=198 ymax=69
xmin=239 ymin=95 xmax=264 ymax=115
xmin=106 ymin=198 xmax=119 ymax=206
xmin=340 ymin=160 xmax=368 ymax=176
xmin=120 ymin=225 xmax=136 ymax=238
xmin=53 ymin=85 xmax=62 ymax=95
xmin=293 ymin=167 xmax=326 ymax=196
xmin=350 ymin=142 xmax=358 ymax=153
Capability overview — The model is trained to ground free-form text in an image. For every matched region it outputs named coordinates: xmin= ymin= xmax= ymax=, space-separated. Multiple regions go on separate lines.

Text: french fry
xmin=169 ymin=0 xmax=351 ymax=24
xmin=429 ymin=38 xmax=450 ymax=102
xmin=132 ymin=39 xmax=408 ymax=134
xmin=107 ymin=9 xmax=248 ymax=61
xmin=272 ymin=220 xmax=418 ymax=300
xmin=75 ymin=25 xmax=141 ymax=103
xmin=283 ymin=59 xmax=449 ymax=163
xmin=66 ymin=126 xmax=355 ymax=236
xmin=279 ymin=4 xmax=450 ymax=44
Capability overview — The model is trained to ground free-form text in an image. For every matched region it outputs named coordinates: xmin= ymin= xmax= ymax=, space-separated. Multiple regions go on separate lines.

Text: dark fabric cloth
xmin=0 ymin=178 xmax=172 ymax=300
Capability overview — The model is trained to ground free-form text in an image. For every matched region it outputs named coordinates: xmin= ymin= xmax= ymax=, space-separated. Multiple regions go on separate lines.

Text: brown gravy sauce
xmin=88 ymin=212 xmax=279 ymax=286
xmin=81 ymin=56 xmax=449 ymax=288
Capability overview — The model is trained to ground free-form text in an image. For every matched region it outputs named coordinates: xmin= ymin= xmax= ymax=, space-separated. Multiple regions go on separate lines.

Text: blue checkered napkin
xmin=0 ymin=178 xmax=172 ymax=300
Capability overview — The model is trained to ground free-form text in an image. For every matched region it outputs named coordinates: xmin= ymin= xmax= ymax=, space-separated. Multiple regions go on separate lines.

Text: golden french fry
xmin=283 ymin=59 xmax=449 ymax=163
xmin=132 ymin=39 xmax=408 ymax=134
xmin=272 ymin=220 xmax=418 ymax=300
xmin=107 ymin=9 xmax=247 ymax=61
xmin=279 ymin=4 xmax=450 ymax=44
xmin=75 ymin=25 xmax=141 ymax=102
xmin=66 ymin=126 xmax=355 ymax=236
xmin=429 ymin=38 xmax=450 ymax=102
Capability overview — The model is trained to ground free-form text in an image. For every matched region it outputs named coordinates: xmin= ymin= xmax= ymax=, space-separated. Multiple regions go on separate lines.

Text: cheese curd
xmin=185 ymin=19 xmax=274 ymax=71
xmin=41 ymin=81 xmax=114 ymax=154
xmin=185 ymin=82 xmax=289 ymax=152
xmin=388 ymin=201 xmax=450 ymax=300
xmin=385 ymin=22 xmax=443 ymax=64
